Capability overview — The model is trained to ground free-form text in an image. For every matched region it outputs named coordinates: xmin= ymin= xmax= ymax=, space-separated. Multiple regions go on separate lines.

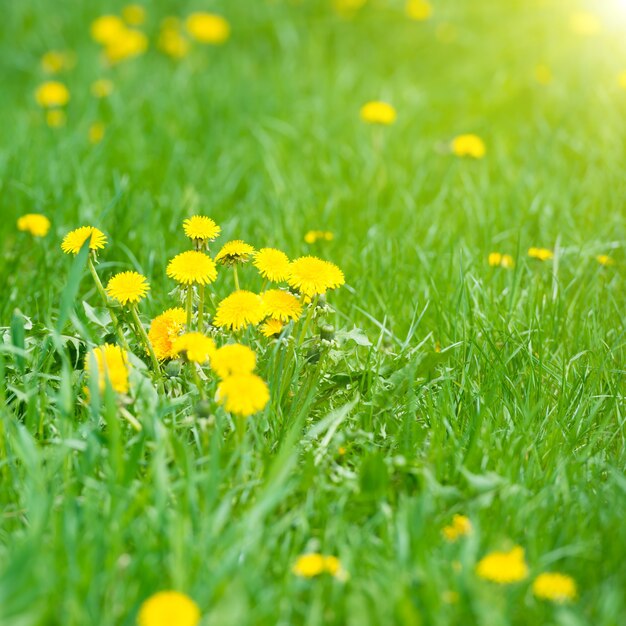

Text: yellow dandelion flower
xmin=186 ymin=12 xmax=230 ymax=44
xmin=172 ymin=332 xmax=216 ymax=364
xmin=442 ymin=515 xmax=472 ymax=542
xmin=61 ymin=226 xmax=107 ymax=255
xmin=569 ymin=11 xmax=601 ymax=36
xmin=596 ymin=254 xmax=614 ymax=266
xmin=183 ymin=216 xmax=221 ymax=242
xmin=253 ymin=248 xmax=290 ymax=282
xmin=451 ymin=134 xmax=486 ymax=159
xmin=292 ymin=554 xmax=344 ymax=578
xmin=17 ymin=214 xmax=51 ymax=237
xmin=46 ymin=110 xmax=66 ymax=128
xmin=85 ymin=344 xmax=130 ymax=395
xmin=35 ymin=81 xmax=69 ymax=108
xmin=137 ymin=591 xmax=201 ymax=626
xmin=288 ymin=256 xmax=345 ymax=297
xmin=122 ymin=4 xmax=146 ymax=26
xmin=619 ymin=72 xmax=626 ymax=90
xmin=104 ymin=29 xmax=148 ymax=64
xmin=91 ymin=79 xmax=114 ymax=98
xmin=166 ymin=250 xmax=217 ymax=285
xmin=106 ymin=271 xmax=150 ymax=306
xmin=304 ymin=231 xmax=334 ymax=244
xmin=91 ymin=15 xmax=127 ymax=45
xmin=148 ymin=308 xmax=186 ymax=360
xmin=528 ymin=247 xmax=553 ymax=261
xmin=41 ymin=51 xmax=69 ymax=74
xmin=532 ymin=572 xmax=577 ymax=604
xmin=476 ymin=546 xmax=529 ymax=584
xmin=360 ymin=101 xmax=397 ymax=125
xmin=89 ymin=122 xmax=105 ymax=144
xmin=213 ymin=290 xmax=265 ymax=331
xmin=488 ymin=252 xmax=515 ymax=269
xmin=215 ymin=240 xmax=255 ymax=266
xmin=217 ymin=373 xmax=269 ymax=417
xmin=260 ymin=318 xmax=284 ymax=338
xmin=406 ymin=0 xmax=433 ymax=21
xmin=261 ymin=289 xmax=303 ymax=322
xmin=534 ymin=64 xmax=553 ymax=86
xmin=211 ymin=343 xmax=256 ymax=379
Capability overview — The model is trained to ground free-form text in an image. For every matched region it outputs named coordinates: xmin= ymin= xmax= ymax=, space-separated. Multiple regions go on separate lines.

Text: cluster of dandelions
xmin=59 ymin=216 xmax=344 ymax=429
xmin=440 ymin=515 xmax=578 ymax=605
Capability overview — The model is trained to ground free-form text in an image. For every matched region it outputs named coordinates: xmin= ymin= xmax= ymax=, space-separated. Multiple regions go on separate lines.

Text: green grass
xmin=2 ymin=0 xmax=626 ymax=624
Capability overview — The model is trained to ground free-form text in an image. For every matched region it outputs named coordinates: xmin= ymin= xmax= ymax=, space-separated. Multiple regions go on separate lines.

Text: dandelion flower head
xmin=488 ymin=252 xmax=515 ymax=269
xmin=137 ymin=590 xmax=201 ymax=626
xmin=532 ymin=572 xmax=577 ymax=604
xmin=167 ymin=250 xmax=217 ymax=285
xmin=442 ymin=515 xmax=472 ymax=542
xmin=172 ymin=333 xmax=216 ymax=364
xmin=148 ymin=308 xmax=186 ymax=360
xmin=215 ymin=240 xmax=255 ymax=266
xmin=261 ymin=289 xmax=303 ymax=322
xmin=186 ymin=12 xmax=230 ymax=44
xmin=253 ymin=248 xmax=290 ymax=282
xmin=61 ymin=226 xmax=107 ymax=255
xmin=451 ymin=134 xmax=486 ymax=159
xmin=213 ymin=290 xmax=265 ymax=331
xmin=35 ymin=81 xmax=70 ymax=108
xmin=91 ymin=15 xmax=127 ymax=44
xmin=217 ymin=373 xmax=269 ymax=417
xmin=476 ymin=546 xmax=529 ymax=584
xmin=183 ymin=216 xmax=221 ymax=242
xmin=288 ymin=256 xmax=345 ymax=297
xmin=85 ymin=344 xmax=130 ymax=395
xmin=106 ymin=271 xmax=150 ymax=305
xmin=292 ymin=553 xmax=344 ymax=578
xmin=360 ymin=101 xmax=397 ymax=125
xmin=528 ymin=247 xmax=553 ymax=261
xmin=211 ymin=343 xmax=256 ymax=379
xmin=260 ymin=318 xmax=284 ymax=338
xmin=406 ymin=0 xmax=433 ymax=21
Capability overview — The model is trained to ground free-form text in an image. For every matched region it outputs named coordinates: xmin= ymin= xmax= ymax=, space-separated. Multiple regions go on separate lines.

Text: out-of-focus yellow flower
xmin=186 ymin=12 xmax=230 ymax=44
xmin=569 ymin=11 xmax=601 ymax=36
xmin=534 ymin=64 xmax=553 ymax=85
xmin=91 ymin=79 xmax=114 ymax=98
xmin=122 ymin=4 xmax=146 ymax=26
xmin=46 ymin=110 xmax=66 ymax=128
xmin=260 ymin=318 xmax=284 ymax=338
xmin=17 ymin=214 xmax=51 ymax=237
xmin=532 ymin=572 xmax=577 ymax=604
xmin=148 ymin=308 xmax=186 ymax=361
xmin=211 ymin=343 xmax=256 ymax=379
xmin=618 ymin=72 xmax=626 ymax=90
xmin=488 ymin=252 xmax=515 ymax=269
xmin=85 ymin=344 xmax=130 ymax=395
xmin=476 ymin=546 xmax=529 ymax=584
xmin=104 ymin=28 xmax=148 ymax=64
xmin=253 ymin=248 xmax=291 ymax=282
xmin=89 ymin=122 xmax=106 ymax=144
xmin=106 ymin=271 xmax=150 ymax=306
xmin=406 ymin=0 xmax=432 ymax=21
xmin=596 ymin=254 xmax=614 ymax=266
xmin=91 ymin=15 xmax=127 ymax=45
xmin=292 ymin=553 xmax=345 ymax=578
xmin=137 ymin=591 xmax=201 ymax=626
xmin=159 ymin=25 xmax=190 ymax=59
xmin=215 ymin=240 xmax=255 ymax=266
xmin=35 ymin=81 xmax=70 ymax=108
xmin=213 ymin=290 xmax=265 ymax=331
xmin=360 ymin=101 xmax=396 ymax=125
xmin=442 ymin=515 xmax=472 ymax=542
xmin=41 ymin=51 xmax=72 ymax=74
xmin=61 ymin=226 xmax=107 ymax=255
xmin=451 ymin=134 xmax=486 ymax=159
xmin=304 ymin=231 xmax=334 ymax=244
xmin=172 ymin=333 xmax=216 ymax=364
xmin=217 ymin=373 xmax=269 ymax=417
xmin=528 ymin=247 xmax=553 ymax=261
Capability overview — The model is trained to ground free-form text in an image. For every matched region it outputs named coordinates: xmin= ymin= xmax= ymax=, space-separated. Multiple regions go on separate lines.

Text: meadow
xmin=2 ymin=0 xmax=626 ymax=624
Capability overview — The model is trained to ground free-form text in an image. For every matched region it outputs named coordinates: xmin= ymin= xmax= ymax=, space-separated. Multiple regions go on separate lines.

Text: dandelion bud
xmin=165 ymin=359 xmax=182 ymax=378
xmin=194 ymin=399 xmax=211 ymax=418
xmin=320 ymin=324 xmax=335 ymax=341
xmin=306 ymin=347 xmax=321 ymax=364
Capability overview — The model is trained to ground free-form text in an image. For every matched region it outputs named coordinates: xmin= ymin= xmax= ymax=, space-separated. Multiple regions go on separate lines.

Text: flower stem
xmin=130 ymin=305 xmax=162 ymax=380
xmin=87 ymin=256 xmax=128 ymax=350
xmin=233 ymin=266 xmax=240 ymax=291
xmin=186 ymin=286 xmax=193 ymax=329
xmin=297 ymin=296 xmax=318 ymax=346
xmin=198 ymin=285 xmax=205 ymax=331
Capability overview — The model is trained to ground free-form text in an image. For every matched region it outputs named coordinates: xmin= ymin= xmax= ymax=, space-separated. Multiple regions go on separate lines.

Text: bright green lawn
xmin=2 ymin=0 xmax=626 ymax=624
